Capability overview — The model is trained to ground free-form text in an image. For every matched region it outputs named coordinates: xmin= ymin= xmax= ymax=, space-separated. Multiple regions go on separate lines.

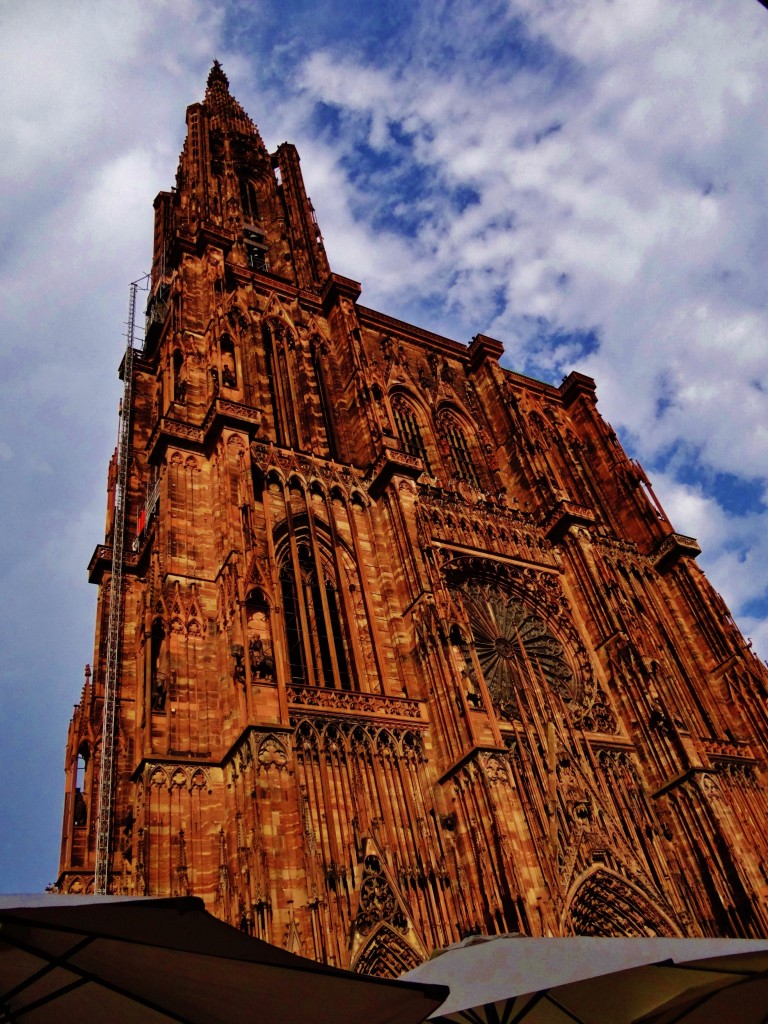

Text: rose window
xmin=459 ymin=583 xmax=575 ymax=703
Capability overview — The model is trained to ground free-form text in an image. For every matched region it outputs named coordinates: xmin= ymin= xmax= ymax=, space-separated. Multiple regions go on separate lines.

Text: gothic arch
xmin=239 ymin=176 xmax=261 ymax=224
xmin=274 ymin=522 xmax=359 ymax=690
xmin=273 ymin=514 xmax=361 ymax=582
xmin=352 ymin=922 xmax=423 ymax=978
xmin=262 ymin=316 xmax=305 ymax=448
xmin=287 ymin=471 xmax=307 ymax=494
xmin=309 ymin=477 xmax=327 ymax=501
xmin=564 ymin=865 xmax=681 ymax=937
xmin=436 ymin=404 xmax=488 ymax=489
xmin=225 ymin=300 xmax=252 ymax=333
xmin=389 ymin=387 xmax=436 ymax=474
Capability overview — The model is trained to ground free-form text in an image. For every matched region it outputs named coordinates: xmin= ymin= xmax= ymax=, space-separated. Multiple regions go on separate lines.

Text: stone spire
xmin=203 ymin=59 xmax=266 ymax=146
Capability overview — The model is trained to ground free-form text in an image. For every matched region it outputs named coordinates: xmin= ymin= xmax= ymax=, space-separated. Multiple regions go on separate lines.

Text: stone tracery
xmin=459 ymin=581 xmax=576 ymax=704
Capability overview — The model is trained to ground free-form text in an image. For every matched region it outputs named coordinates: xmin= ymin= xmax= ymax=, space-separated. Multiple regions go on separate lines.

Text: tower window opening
xmin=73 ymin=747 xmax=89 ymax=828
xmin=240 ymin=178 xmax=260 ymax=225
xmin=150 ymin=619 xmax=167 ymax=713
xmin=245 ymin=228 xmax=268 ymax=273
xmin=246 ymin=245 xmax=269 ymax=273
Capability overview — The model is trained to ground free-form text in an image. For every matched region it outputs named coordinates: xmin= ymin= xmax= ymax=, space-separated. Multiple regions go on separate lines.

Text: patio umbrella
xmin=0 ymin=894 xmax=448 ymax=1023
xmin=635 ymin=963 xmax=768 ymax=1023
xmin=399 ymin=934 xmax=768 ymax=1024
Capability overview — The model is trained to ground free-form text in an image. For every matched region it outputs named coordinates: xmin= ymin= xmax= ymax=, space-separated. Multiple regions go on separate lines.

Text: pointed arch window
xmin=391 ymin=395 xmax=431 ymax=473
xmin=440 ymin=411 xmax=483 ymax=488
xmin=263 ymin=321 xmax=299 ymax=449
xmin=150 ymin=619 xmax=167 ymax=713
xmin=279 ymin=539 xmax=353 ymax=690
xmin=73 ymin=745 xmax=89 ymax=828
xmin=240 ymin=178 xmax=260 ymax=224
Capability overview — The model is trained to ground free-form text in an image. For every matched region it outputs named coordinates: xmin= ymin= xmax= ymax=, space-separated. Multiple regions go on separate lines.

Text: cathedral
xmin=58 ymin=63 xmax=768 ymax=974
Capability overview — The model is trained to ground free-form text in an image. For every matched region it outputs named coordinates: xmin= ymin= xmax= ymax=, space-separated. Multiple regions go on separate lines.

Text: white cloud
xmin=279 ymin=0 xmax=768 ymax=657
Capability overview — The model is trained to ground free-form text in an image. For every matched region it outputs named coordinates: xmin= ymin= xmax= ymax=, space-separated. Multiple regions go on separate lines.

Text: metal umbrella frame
xmin=0 ymin=895 xmax=448 ymax=1024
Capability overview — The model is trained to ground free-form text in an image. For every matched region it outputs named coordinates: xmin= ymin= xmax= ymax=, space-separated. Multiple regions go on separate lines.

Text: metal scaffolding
xmin=94 ymin=278 xmax=144 ymax=893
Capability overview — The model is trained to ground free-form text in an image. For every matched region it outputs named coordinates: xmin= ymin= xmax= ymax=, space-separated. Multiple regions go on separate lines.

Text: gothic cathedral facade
xmin=58 ymin=64 xmax=768 ymax=973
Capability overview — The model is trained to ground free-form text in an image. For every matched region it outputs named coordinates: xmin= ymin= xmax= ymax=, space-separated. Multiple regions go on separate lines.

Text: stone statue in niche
xmin=246 ymin=599 xmax=274 ymax=680
xmin=151 ymin=675 xmax=167 ymax=713
xmin=249 ymin=635 xmax=275 ymax=679
xmin=73 ymin=790 xmax=87 ymax=827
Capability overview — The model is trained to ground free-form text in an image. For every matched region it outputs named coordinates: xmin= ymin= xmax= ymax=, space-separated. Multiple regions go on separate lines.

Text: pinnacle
xmin=207 ymin=59 xmax=229 ymax=92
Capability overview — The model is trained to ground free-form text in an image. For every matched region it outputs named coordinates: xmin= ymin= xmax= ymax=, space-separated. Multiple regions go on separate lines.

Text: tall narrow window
xmin=150 ymin=619 xmax=167 ymax=713
xmin=325 ymin=580 xmax=352 ymax=690
xmin=278 ymin=536 xmax=353 ymax=690
xmin=392 ymin=396 xmax=431 ymax=473
xmin=220 ymin=334 xmax=237 ymax=388
xmin=240 ymin=178 xmax=260 ymax=224
xmin=441 ymin=412 xmax=483 ymax=488
xmin=73 ymin=746 xmax=89 ymax=827
xmin=173 ymin=349 xmax=186 ymax=404
xmin=263 ymin=322 xmax=299 ymax=448
xmin=280 ymin=564 xmax=306 ymax=686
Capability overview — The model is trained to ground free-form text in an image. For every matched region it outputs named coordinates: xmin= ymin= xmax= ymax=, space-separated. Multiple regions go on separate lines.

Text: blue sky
xmin=1 ymin=0 xmax=767 ymax=894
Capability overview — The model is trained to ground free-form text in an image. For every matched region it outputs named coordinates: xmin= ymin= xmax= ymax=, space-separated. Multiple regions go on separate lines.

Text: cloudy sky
xmin=1 ymin=0 xmax=767 ymax=893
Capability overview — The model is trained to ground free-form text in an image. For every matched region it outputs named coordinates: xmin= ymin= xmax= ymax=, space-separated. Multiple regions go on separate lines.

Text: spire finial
xmin=201 ymin=59 xmax=266 ymax=149
xmin=207 ymin=59 xmax=229 ymax=91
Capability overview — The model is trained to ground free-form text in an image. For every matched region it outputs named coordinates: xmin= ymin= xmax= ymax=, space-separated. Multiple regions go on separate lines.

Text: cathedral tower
xmin=59 ymin=64 xmax=768 ymax=972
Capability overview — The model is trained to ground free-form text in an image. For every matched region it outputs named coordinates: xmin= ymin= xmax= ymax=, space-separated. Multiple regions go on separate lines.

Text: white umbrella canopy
xmin=0 ymin=895 xmax=448 ymax=1024
xmin=399 ymin=935 xmax=768 ymax=1024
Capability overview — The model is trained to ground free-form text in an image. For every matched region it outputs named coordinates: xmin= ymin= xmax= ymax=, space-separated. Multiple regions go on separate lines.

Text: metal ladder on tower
xmin=94 ymin=278 xmax=143 ymax=894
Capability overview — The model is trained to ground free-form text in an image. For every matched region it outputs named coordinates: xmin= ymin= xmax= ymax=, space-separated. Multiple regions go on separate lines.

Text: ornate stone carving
xmin=581 ymin=690 xmax=618 ymax=734
xmin=257 ymin=734 xmax=288 ymax=770
xmin=287 ymin=685 xmax=421 ymax=720
xmin=353 ymin=926 xmax=421 ymax=978
xmin=355 ymin=854 xmax=407 ymax=936
xmin=459 ymin=581 xmax=575 ymax=703
xmin=567 ymin=869 xmax=679 ymax=937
